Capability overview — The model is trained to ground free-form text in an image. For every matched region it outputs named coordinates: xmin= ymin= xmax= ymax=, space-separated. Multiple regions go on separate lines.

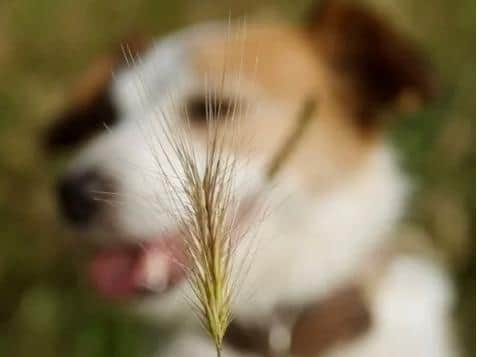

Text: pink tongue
xmin=88 ymin=238 xmax=186 ymax=299
xmin=88 ymin=249 xmax=140 ymax=299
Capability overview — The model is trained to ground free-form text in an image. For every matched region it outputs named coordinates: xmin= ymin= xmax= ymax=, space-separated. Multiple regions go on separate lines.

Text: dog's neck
xmin=223 ymin=144 xmax=408 ymax=356
xmin=233 ymin=143 xmax=408 ymax=322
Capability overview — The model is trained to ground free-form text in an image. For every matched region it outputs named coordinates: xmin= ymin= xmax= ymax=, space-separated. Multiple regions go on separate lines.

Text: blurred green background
xmin=0 ymin=0 xmax=474 ymax=356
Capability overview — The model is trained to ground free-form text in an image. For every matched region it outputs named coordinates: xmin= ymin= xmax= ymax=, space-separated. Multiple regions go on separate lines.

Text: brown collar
xmin=225 ymin=285 xmax=371 ymax=356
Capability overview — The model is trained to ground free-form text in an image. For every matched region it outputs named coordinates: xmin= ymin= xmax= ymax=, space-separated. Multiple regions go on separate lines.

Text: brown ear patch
xmin=44 ymin=86 xmax=118 ymax=152
xmin=43 ymin=35 xmax=148 ymax=153
xmin=308 ymin=0 xmax=437 ymax=128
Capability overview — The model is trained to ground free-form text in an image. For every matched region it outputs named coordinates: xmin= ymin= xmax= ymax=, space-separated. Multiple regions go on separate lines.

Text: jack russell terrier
xmin=44 ymin=1 xmax=456 ymax=356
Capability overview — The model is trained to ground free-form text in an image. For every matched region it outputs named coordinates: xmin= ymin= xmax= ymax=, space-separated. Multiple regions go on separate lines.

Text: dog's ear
xmin=308 ymin=0 xmax=437 ymax=128
xmin=43 ymin=36 xmax=148 ymax=154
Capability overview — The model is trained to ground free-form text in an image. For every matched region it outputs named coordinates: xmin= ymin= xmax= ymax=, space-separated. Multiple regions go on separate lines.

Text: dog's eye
xmin=186 ymin=96 xmax=236 ymax=123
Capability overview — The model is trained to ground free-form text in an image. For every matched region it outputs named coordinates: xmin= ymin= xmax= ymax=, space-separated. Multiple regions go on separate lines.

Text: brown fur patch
xmin=44 ymin=86 xmax=118 ymax=152
xmin=43 ymin=36 xmax=148 ymax=153
xmin=308 ymin=0 xmax=437 ymax=129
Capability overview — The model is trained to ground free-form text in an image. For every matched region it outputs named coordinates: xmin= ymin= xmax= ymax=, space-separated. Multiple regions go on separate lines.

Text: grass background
xmin=0 ymin=0 xmax=474 ymax=356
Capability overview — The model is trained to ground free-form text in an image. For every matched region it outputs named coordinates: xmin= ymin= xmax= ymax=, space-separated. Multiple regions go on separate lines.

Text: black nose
xmin=57 ymin=170 xmax=109 ymax=226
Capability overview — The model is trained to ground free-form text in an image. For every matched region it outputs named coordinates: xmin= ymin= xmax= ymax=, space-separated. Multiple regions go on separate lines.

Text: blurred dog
xmin=44 ymin=1 xmax=456 ymax=356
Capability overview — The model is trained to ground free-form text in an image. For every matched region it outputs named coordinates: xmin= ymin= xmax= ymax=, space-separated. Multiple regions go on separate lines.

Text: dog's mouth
xmin=86 ymin=193 xmax=259 ymax=300
xmin=87 ymin=234 xmax=186 ymax=300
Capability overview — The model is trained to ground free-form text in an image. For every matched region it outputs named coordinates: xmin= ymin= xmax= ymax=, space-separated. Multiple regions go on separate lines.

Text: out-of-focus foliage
xmin=0 ymin=1 xmax=474 ymax=356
